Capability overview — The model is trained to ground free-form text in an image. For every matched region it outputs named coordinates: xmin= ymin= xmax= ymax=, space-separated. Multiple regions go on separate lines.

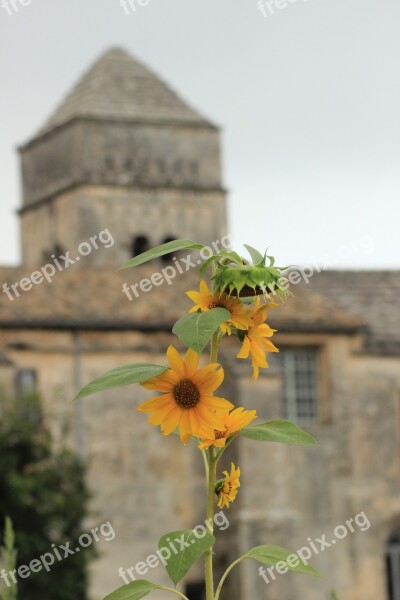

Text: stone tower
xmin=18 ymin=47 xmax=227 ymax=268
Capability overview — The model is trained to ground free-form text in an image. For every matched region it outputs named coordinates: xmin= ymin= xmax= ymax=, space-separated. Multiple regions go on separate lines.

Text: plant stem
xmin=201 ymin=448 xmax=209 ymax=480
xmin=214 ymin=432 xmax=240 ymax=465
xmin=205 ymin=446 xmax=216 ymax=600
xmin=210 ymin=331 xmax=220 ymax=363
xmin=159 ymin=585 xmax=191 ymax=600
xmin=205 ymin=330 xmax=221 ymax=600
xmin=214 ymin=557 xmax=244 ymax=600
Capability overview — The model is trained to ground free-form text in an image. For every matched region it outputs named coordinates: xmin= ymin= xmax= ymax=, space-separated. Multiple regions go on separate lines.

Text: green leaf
xmin=199 ymin=253 xmax=223 ymax=277
xmin=219 ymin=250 xmax=243 ymax=265
xmin=245 ymin=545 xmax=320 ymax=577
xmin=172 ymin=308 xmax=230 ymax=354
xmin=118 ymin=239 xmax=204 ymax=270
xmin=75 ymin=364 xmax=167 ymax=400
xmin=199 ymin=250 xmax=242 ymax=277
xmin=103 ymin=580 xmax=162 ymax=600
xmin=240 ymin=420 xmax=318 ymax=446
xmin=158 ymin=530 xmax=215 ymax=586
xmin=244 ymin=244 xmax=264 ymax=265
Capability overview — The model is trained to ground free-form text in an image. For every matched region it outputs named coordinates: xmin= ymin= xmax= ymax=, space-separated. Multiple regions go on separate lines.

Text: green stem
xmin=205 ymin=329 xmax=221 ymax=600
xmin=214 ymin=557 xmax=244 ymax=600
xmin=210 ymin=331 xmax=220 ymax=363
xmin=205 ymin=447 xmax=216 ymax=600
xmin=214 ymin=432 xmax=240 ymax=465
xmin=158 ymin=585 xmax=191 ymax=600
xmin=201 ymin=448 xmax=209 ymax=479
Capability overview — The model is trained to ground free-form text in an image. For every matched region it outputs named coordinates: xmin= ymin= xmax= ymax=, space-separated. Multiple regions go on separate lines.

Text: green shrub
xmin=0 ymin=395 xmax=92 ymax=599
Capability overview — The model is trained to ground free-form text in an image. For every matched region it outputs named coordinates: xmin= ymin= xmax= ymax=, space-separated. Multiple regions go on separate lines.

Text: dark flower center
xmin=173 ymin=379 xmax=201 ymax=409
xmin=208 ymin=300 xmax=226 ymax=309
xmin=229 ymin=284 xmax=266 ymax=297
xmin=224 ymin=481 xmax=232 ymax=493
xmin=214 ymin=428 xmax=228 ymax=440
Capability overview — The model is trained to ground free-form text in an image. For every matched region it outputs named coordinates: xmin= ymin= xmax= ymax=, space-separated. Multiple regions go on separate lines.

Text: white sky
xmin=0 ymin=0 xmax=399 ymax=269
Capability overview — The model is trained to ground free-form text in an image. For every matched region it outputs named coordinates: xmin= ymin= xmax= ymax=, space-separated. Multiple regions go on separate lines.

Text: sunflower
xmin=137 ymin=346 xmax=233 ymax=444
xmin=237 ymin=299 xmax=279 ymax=379
xmin=216 ymin=463 xmax=241 ymax=509
xmin=198 ymin=407 xmax=257 ymax=449
xmin=186 ymin=280 xmax=253 ymax=335
xmin=211 ymin=248 xmax=289 ymax=300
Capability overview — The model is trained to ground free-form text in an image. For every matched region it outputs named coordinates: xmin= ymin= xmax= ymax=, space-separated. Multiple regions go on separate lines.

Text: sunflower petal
xmin=199 ymin=280 xmax=211 ymax=295
xmin=141 ymin=370 xmax=178 ymax=391
xmin=237 ymin=336 xmax=251 ymax=359
xmin=178 ymin=411 xmax=192 ymax=445
xmin=184 ymin=348 xmax=200 ymax=378
xmin=137 ymin=393 xmax=173 ymax=412
xmin=203 ymin=395 xmax=234 ymax=411
xmin=192 ymin=364 xmax=224 ymax=394
xmin=166 ymin=345 xmax=186 ymax=377
xmin=160 ymin=409 xmax=181 ymax=435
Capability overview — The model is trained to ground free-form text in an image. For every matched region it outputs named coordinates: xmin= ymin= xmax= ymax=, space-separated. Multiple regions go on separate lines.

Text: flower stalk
xmin=205 ymin=329 xmax=221 ymax=600
xmin=205 ymin=446 xmax=216 ymax=600
xmin=75 ymin=240 xmax=320 ymax=600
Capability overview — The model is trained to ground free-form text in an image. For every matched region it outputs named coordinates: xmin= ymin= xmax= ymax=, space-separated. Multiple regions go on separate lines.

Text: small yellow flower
xmin=217 ymin=463 xmax=241 ymax=509
xmin=198 ymin=407 xmax=257 ymax=449
xmin=186 ymin=280 xmax=254 ymax=335
xmin=137 ymin=346 xmax=233 ymax=444
xmin=237 ymin=299 xmax=279 ymax=379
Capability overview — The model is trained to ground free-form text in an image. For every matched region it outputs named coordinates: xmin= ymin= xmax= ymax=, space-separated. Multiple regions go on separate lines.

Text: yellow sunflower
xmin=217 ymin=463 xmax=241 ymax=509
xmin=198 ymin=407 xmax=257 ymax=449
xmin=237 ymin=299 xmax=279 ymax=379
xmin=137 ymin=346 xmax=233 ymax=444
xmin=186 ymin=280 xmax=254 ymax=335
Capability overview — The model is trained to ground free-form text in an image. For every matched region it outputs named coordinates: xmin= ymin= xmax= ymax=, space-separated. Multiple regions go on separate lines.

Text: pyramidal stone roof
xmin=34 ymin=47 xmax=213 ymax=139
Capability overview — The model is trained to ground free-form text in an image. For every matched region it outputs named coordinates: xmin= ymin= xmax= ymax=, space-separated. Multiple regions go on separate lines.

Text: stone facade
xmin=0 ymin=47 xmax=399 ymax=600
xmin=20 ymin=185 xmax=226 ymax=269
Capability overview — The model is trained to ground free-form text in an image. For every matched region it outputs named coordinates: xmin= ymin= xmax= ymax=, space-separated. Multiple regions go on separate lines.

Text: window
xmin=41 ymin=244 xmax=65 ymax=263
xmin=15 ymin=369 xmax=41 ymax=425
xmin=160 ymin=236 xmax=176 ymax=264
xmin=53 ymin=243 xmax=65 ymax=257
xmin=185 ymin=581 xmax=205 ymax=600
xmin=132 ymin=235 xmax=149 ymax=257
xmin=281 ymin=347 xmax=320 ymax=422
xmin=15 ymin=369 xmax=37 ymax=398
xmin=387 ymin=532 xmax=400 ymax=600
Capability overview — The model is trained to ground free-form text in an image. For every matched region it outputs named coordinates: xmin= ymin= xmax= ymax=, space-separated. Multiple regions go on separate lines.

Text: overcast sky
xmin=0 ymin=0 xmax=399 ymax=269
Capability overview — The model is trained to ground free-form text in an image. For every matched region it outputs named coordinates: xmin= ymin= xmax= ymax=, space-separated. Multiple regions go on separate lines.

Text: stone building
xmin=0 ymin=48 xmax=399 ymax=600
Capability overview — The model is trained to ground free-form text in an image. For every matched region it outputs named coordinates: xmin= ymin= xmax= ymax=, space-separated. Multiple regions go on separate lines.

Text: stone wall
xmin=1 ymin=327 xmax=399 ymax=599
xmin=236 ymin=333 xmax=400 ymax=600
xmin=20 ymin=120 xmax=223 ymax=207
xmin=20 ymin=186 xmax=227 ymax=268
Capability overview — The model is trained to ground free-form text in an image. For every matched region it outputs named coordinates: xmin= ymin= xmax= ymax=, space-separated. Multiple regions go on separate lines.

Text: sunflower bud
xmin=212 ymin=245 xmax=290 ymax=300
xmin=215 ymin=479 xmax=225 ymax=496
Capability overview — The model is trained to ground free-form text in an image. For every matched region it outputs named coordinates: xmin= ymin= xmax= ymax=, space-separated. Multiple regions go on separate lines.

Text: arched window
xmin=160 ymin=236 xmax=176 ymax=264
xmin=185 ymin=581 xmax=205 ymax=600
xmin=387 ymin=531 xmax=400 ymax=600
xmin=53 ymin=244 xmax=65 ymax=258
xmin=132 ymin=236 xmax=149 ymax=258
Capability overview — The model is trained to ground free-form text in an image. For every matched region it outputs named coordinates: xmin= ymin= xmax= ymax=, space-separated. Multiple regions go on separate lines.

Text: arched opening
xmin=132 ymin=235 xmax=149 ymax=258
xmin=160 ymin=236 xmax=176 ymax=264
xmin=387 ymin=531 xmax=400 ymax=600
xmin=53 ymin=244 xmax=65 ymax=257
xmin=185 ymin=581 xmax=205 ymax=600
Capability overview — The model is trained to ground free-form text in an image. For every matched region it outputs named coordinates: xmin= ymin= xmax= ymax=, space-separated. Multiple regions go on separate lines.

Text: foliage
xmin=0 ymin=394 xmax=92 ymax=600
xmin=1 ymin=517 xmax=18 ymax=600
